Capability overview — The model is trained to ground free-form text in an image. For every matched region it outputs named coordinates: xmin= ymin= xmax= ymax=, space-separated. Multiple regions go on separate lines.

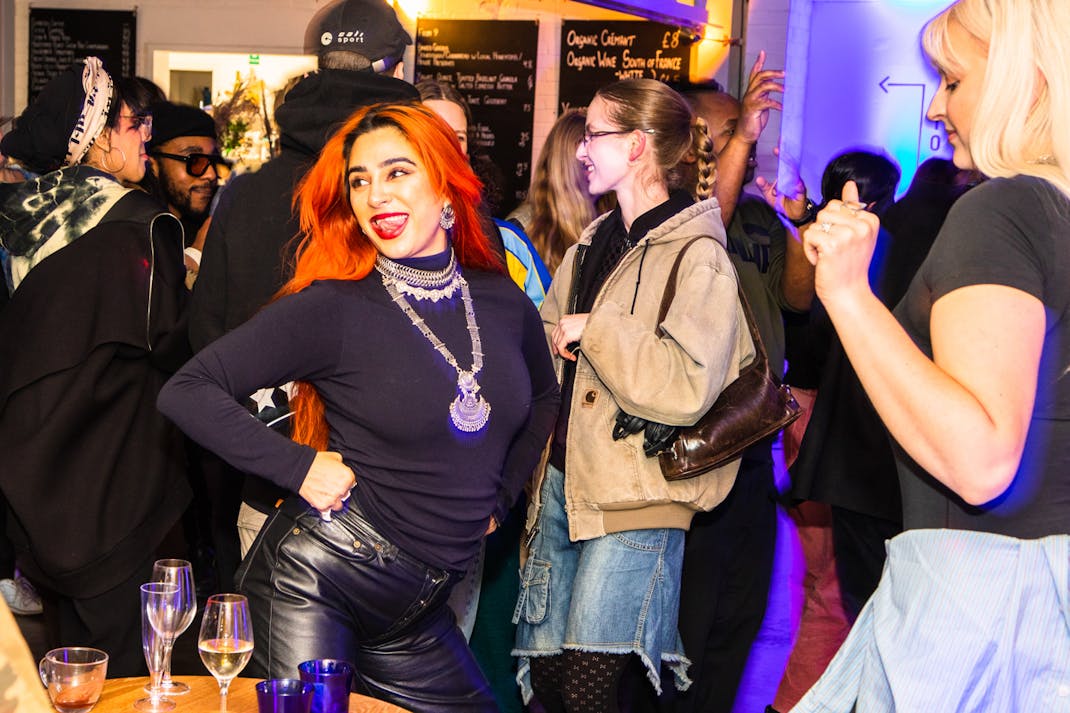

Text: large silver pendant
xmin=450 ymin=371 xmax=491 ymax=432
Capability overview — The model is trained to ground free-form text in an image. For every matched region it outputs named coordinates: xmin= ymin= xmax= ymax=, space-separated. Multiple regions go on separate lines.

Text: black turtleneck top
xmin=159 ymin=249 xmax=559 ymax=572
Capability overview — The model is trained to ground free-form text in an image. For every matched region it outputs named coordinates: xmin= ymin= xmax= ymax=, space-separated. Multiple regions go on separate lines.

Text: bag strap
xmin=655 ymin=235 xmax=769 ymax=372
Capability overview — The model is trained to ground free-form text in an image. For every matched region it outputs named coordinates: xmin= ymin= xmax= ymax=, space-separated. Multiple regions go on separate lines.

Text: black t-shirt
xmin=893 ymin=175 xmax=1070 ymax=537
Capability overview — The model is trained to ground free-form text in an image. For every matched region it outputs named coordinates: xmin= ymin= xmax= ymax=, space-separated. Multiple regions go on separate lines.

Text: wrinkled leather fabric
xmin=236 ymin=497 xmax=496 ymax=712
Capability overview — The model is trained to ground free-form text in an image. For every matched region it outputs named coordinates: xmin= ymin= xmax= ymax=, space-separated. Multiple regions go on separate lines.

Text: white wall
xmin=740 ymin=0 xmax=792 ymax=188
xmin=11 ymin=0 xmax=324 ymax=113
xmin=782 ymin=0 xmax=950 ymax=198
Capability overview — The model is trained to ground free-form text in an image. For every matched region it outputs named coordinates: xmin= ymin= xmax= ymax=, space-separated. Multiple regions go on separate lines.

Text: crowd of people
xmin=0 ymin=0 xmax=1067 ymax=710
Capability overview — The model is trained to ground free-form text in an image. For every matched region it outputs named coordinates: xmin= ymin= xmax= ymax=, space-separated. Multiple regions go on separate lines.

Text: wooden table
xmin=94 ymin=676 xmax=409 ymax=713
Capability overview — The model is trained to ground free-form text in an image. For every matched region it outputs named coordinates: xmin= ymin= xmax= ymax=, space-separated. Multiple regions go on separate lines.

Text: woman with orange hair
xmin=158 ymin=103 xmax=559 ymax=711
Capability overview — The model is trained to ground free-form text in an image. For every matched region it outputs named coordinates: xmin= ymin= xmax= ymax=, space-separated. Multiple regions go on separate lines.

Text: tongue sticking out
xmin=371 ymin=214 xmax=408 ymax=240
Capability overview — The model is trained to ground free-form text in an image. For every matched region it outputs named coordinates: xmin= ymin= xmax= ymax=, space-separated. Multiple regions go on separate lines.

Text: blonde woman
xmin=792 ymin=1 xmax=1070 ymax=710
xmin=509 ymin=109 xmax=600 ymax=277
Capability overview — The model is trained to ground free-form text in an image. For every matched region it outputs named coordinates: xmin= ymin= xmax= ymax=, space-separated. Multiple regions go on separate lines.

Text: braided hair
xmin=691 ymin=116 xmax=716 ymax=199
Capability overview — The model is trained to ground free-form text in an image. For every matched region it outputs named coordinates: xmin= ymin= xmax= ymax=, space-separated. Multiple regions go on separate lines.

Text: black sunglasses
xmin=151 ymin=151 xmax=232 ymax=178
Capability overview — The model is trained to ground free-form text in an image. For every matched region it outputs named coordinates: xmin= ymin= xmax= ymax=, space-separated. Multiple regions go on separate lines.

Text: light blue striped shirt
xmin=791 ymin=529 xmax=1070 ymax=712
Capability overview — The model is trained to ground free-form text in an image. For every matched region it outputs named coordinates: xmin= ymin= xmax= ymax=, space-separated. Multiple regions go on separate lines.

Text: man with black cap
xmin=188 ymin=0 xmax=420 ymax=574
xmin=145 ymin=101 xmax=228 ymax=242
xmin=304 ymin=0 xmax=411 ymax=74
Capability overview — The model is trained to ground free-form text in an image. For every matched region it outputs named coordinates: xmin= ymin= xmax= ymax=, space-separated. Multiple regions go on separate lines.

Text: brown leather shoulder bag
xmin=655 ymin=236 xmax=801 ymax=481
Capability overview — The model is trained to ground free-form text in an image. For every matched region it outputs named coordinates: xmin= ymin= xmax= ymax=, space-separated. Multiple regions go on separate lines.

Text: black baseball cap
xmin=303 ymin=0 xmax=412 ymax=73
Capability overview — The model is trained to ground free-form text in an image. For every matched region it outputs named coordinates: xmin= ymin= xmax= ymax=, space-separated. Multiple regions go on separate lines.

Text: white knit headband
xmin=64 ymin=57 xmax=114 ymax=167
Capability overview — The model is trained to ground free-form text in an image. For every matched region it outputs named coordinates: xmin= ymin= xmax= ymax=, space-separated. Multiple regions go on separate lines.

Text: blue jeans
xmin=236 ymin=496 xmax=496 ymax=712
xmin=512 ymin=465 xmax=690 ymax=703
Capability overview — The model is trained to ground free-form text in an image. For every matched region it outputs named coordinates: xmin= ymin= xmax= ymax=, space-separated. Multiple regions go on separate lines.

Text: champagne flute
xmin=146 ymin=559 xmax=196 ymax=695
xmin=135 ymin=582 xmax=181 ymax=712
xmin=197 ymin=594 xmax=253 ymax=713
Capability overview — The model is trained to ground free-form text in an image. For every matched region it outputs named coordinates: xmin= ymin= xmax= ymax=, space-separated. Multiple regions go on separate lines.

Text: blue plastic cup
xmin=297 ymin=659 xmax=353 ymax=713
xmin=255 ymin=679 xmax=314 ymax=713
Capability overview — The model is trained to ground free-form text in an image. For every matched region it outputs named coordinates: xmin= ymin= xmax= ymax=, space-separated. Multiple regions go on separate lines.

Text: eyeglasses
xmin=121 ymin=114 xmax=153 ymax=133
xmin=151 ymin=152 xmax=232 ymax=179
xmin=581 ymin=128 xmax=655 ymax=147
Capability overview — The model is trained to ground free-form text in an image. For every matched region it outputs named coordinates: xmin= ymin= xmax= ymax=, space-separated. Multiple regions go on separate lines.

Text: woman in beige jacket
xmin=512 ymin=78 xmax=753 ymax=712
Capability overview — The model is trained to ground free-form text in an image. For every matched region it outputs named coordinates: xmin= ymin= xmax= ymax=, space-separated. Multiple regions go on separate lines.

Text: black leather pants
xmin=235 ymin=497 xmax=496 ymax=712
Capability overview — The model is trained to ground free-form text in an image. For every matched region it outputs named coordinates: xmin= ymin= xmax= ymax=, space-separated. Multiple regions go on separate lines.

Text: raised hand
xmin=736 ymin=50 xmax=785 ymax=145
xmin=802 ymin=180 xmax=881 ymax=303
xmin=755 ymin=145 xmax=810 ymax=222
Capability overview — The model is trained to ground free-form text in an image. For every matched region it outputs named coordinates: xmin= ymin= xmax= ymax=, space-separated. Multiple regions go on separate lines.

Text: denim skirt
xmin=512 ymin=464 xmax=691 ymax=703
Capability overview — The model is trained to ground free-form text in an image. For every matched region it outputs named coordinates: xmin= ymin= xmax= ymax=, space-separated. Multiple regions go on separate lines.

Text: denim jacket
xmin=527 ymin=197 xmax=754 ymax=544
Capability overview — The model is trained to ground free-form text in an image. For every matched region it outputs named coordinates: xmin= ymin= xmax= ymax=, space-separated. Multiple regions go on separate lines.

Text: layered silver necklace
xmin=376 ymin=252 xmax=491 ymax=433
xmin=375 ymin=249 xmax=462 ymax=302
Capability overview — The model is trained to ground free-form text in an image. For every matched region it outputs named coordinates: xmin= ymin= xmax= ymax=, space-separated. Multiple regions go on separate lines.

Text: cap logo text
xmin=334 ymin=30 xmax=366 ymax=44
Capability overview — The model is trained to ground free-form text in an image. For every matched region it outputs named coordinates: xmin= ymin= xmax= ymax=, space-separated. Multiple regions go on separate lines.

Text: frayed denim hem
xmin=512 ymin=646 xmax=692 ymax=702
xmin=512 ymin=650 xmax=558 ymax=704
xmin=622 ymin=646 xmax=691 ymax=696
xmin=659 ymin=651 xmax=692 ymax=693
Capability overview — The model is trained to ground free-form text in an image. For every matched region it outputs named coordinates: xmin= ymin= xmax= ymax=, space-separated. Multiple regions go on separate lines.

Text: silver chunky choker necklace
xmin=377 ymin=255 xmax=491 ymax=433
xmin=375 ymin=252 xmax=461 ymax=302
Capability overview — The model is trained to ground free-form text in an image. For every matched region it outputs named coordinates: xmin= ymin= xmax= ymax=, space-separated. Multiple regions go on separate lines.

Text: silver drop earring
xmin=439 ymin=203 xmax=456 ymax=231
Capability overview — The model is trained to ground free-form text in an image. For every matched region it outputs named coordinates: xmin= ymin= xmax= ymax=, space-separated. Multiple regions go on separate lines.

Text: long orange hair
xmin=278 ymin=102 xmax=503 ymax=450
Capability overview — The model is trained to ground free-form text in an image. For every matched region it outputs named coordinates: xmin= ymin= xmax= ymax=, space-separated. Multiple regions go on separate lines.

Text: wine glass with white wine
xmin=197 ymin=593 xmax=253 ymax=713
xmin=147 ymin=559 xmax=196 ymax=696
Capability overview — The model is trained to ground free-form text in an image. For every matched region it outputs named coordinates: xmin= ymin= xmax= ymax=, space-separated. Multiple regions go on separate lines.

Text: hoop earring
xmin=101 ymin=146 xmax=127 ymax=173
xmin=439 ymin=203 xmax=456 ymax=231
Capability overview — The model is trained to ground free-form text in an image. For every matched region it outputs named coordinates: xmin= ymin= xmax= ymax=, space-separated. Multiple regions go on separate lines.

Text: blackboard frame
xmin=559 ymin=20 xmax=692 ymax=113
xmin=28 ymin=8 xmax=137 ymax=103
xmin=415 ymin=18 xmax=539 ymax=217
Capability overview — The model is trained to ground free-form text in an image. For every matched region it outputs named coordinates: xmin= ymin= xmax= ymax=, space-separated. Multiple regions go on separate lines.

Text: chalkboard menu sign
xmin=415 ymin=19 xmax=538 ymax=216
xmin=28 ymin=9 xmax=136 ymax=103
xmin=559 ymin=20 xmax=692 ymax=112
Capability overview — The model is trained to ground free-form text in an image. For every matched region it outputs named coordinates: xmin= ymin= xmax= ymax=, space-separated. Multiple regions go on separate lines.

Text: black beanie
xmin=146 ymin=101 xmax=218 ymax=151
xmin=1 ymin=63 xmax=94 ymax=174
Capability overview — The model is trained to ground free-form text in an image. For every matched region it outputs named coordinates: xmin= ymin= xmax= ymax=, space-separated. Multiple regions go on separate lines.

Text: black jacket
xmin=190 ymin=68 xmax=419 ymax=350
xmin=0 ymin=190 xmax=191 ymax=596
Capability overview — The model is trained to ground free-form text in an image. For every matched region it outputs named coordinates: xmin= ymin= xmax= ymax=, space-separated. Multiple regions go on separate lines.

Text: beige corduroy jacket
xmin=526 ymin=197 xmax=755 ymax=544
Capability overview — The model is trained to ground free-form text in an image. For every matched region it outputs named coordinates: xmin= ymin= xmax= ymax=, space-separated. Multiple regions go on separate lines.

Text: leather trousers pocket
xmin=513 ymin=557 xmax=551 ymax=625
xmin=300 ymin=505 xmax=395 ymax=567
xmin=241 ymin=497 xmax=453 ymax=646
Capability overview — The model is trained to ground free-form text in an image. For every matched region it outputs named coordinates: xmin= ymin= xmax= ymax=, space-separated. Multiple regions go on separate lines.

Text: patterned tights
xmin=530 ymin=650 xmax=632 ymax=713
